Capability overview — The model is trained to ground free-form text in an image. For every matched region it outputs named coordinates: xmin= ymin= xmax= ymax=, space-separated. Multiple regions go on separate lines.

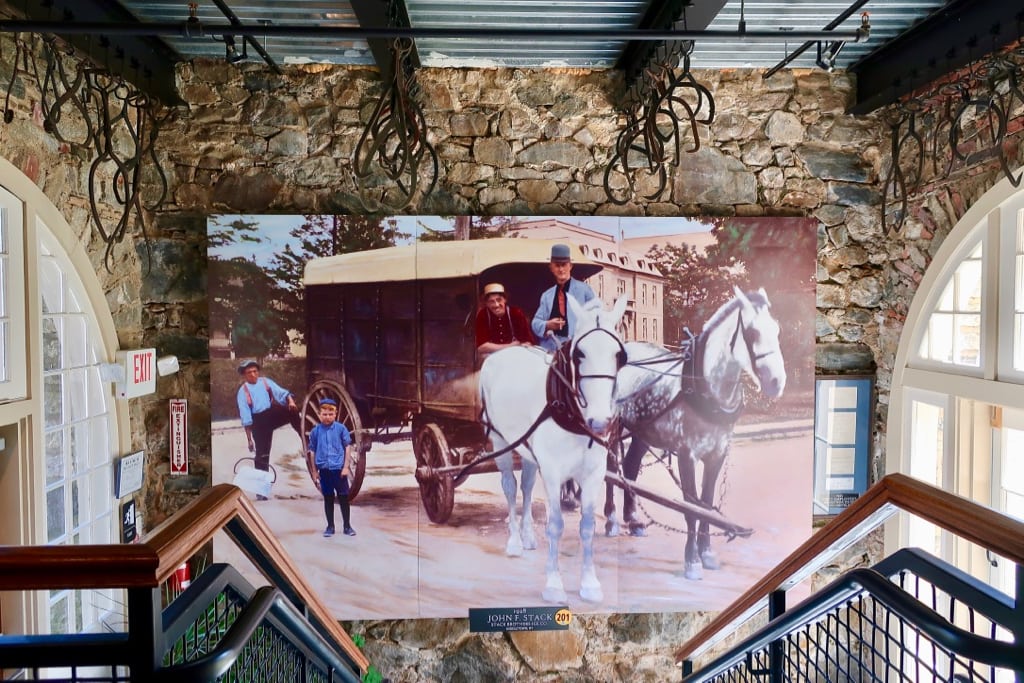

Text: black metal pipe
xmin=208 ymin=0 xmax=281 ymax=74
xmin=763 ymin=0 xmax=872 ymax=78
xmin=0 ymin=19 xmax=868 ymax=43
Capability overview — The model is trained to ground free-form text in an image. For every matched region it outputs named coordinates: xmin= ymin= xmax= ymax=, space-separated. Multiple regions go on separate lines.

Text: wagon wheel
xmin=413 ymin=423 xmax=455 ymax=524
xmin=301 ymin=380 xmax=367 ymax=501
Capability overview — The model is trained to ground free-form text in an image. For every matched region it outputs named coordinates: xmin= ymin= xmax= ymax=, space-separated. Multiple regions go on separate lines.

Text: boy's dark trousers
xmin=319 ymin=468 xmax=351 ymax=530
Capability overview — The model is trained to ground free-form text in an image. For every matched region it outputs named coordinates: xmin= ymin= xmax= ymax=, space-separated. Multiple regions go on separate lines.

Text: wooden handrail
xmin=0 ymin=484 xmax=369 ymax=674
xmin=675 ymin=473 xmax=1024 ymax=663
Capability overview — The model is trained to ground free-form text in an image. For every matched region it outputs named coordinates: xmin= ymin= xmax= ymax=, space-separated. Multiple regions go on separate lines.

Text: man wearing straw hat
xmin=475 ymin=281 xmax=535 ymax=356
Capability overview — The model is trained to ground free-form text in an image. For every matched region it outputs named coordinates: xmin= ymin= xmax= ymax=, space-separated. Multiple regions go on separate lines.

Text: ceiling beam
xmin=617 ymin=0 xmax=728 ymax=81
xmin=349 ymin=0 xmax=418 ymax=82
xmin=849 ymin=0 xmax=1024 ymax=114
xmin=18 ymin=0 xmax=184 ymax=105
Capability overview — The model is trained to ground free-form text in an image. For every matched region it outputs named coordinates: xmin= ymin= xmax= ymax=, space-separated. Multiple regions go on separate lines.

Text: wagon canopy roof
xmin=304 ymin=238 xmax=602 ymax=285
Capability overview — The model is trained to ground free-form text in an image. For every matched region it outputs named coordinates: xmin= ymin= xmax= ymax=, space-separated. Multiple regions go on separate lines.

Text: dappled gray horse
xmin=614 ymin=287 xmax=786 ymax=580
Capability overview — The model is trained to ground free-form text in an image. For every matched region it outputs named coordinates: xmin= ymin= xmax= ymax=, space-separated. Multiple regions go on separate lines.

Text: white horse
xmin=613 ymin=286 xmax=787 ymax=579
xmin=479 ymin=295 xmax=628 ymax=603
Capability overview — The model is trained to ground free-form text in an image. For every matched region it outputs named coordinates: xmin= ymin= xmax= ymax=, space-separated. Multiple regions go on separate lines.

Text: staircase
xmin=677 ymin=474 xmax=1024 ymax=682
xmin=0 ymin=484 xmax=368 ymax=682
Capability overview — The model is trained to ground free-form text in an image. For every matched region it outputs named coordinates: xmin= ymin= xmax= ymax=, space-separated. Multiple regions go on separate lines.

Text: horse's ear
xmin=734 ymin=286 xmax=755 ymax=315
xmin=612 ymin=294 xmax=628 ymax=323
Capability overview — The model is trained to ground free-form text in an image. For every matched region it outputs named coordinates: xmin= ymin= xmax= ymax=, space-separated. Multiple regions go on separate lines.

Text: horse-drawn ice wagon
xmin=299 ymin=238 xmax=601 ymax=523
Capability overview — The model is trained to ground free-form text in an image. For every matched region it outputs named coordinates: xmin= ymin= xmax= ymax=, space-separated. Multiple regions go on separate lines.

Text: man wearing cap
xmin=475 ymin=282 xmax=535 ymax=356
xmin=531 ymin=243 xmax=597 ymax=354
xmin=236 ymin=360 xmax=303 ymax=498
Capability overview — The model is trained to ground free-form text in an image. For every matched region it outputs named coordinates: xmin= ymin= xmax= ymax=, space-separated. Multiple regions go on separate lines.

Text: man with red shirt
xmin=475 ymin=282 xmax=535 ymax=356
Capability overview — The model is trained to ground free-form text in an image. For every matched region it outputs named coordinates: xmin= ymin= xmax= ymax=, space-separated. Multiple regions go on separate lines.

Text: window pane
xmin=909 ymin=399 xmax=944 ymax=555
xmin=64 ymin=316 xmax=87 ymax=367
xmin=954 ymin=314 xmax=981 ymax=366
xmin=0 ymin=320 xmax=7 ymax=382
xmin=918 ymin=239 xmax=983 ymax=368
xmin=47 ymin=486 xmax=66 ymax=542
xmin=0 ymin=254 xmax=6 ymax=317
xmin=89 ymin=419 xmax=110 ymax=468
xmin=90 ymin=469 xmax=110 ymax=506
xmin=71 ymin=478 xmax=81 ymax=530
xmin=45 ymin=429 xmax=64 ymax=486
xmin=39 ymin=258 xmax=61 ymax=314
xmin=44 ymin=374 xmax=64 ymax=424
xmin=67 ymin=368 xmax=88 ymax=423
xmin=86 ymin=367 xmax=107 ymax=417
xmin=50 ymin=593 xmax=69 ymax=634
xmin=955 ymin=260 xmax=981 ymax=311
xmin=42 ymin=317 xmax=61 ymax=371
xmin=71 ymin=422 xmax=88 ymax=476
xmin=927 ymin=314 xmax=953 ymax=362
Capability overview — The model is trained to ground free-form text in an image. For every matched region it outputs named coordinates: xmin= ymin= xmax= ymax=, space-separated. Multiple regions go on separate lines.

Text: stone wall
xmin=3 ymin=26 xmax=1022 ymax=677
xmin=162 ymin=61 xmax=891 ymax=681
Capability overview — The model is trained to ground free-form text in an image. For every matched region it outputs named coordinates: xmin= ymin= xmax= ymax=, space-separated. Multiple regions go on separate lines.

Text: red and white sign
xmin=170 ymin=399 xmax=188 ymax=475
xmin=114 ymin=348 xmax=157 ymax=399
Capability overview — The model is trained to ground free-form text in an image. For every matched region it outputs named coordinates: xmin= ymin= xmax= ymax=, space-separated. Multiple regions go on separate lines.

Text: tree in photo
xmin=645 ymin=240 xmax=736 ymax=348
xmin=417 ymin=215 xmax=515 ymax=242
xmin=268 ymin=215 xmax=410 ymax=343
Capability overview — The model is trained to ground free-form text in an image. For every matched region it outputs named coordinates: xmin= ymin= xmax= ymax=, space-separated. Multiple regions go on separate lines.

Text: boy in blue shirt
xmin=305 ymin=398 xmax=356 ymax=537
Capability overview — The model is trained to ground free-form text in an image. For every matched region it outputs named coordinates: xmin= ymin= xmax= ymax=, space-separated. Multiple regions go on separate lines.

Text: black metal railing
xmin=0 ymin=485 xmax=369 ymax=682
xmin=684 ymin=548 xmax=1023 ymax=682
xmin=0 ymin=565 xmax=362 ymax=682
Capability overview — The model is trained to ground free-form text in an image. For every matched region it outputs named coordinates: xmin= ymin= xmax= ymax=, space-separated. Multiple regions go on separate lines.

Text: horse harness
xmin=631 ymin=302 xmax=774 ymax=429
xmin=455 ymin=325 xmax=626 ymax=483
xmin=546 ymin=326 xmax=627 ymax=443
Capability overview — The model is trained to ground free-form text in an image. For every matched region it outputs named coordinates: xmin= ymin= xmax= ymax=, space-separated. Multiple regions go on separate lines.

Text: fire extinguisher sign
xmin=170 ymin=399 xmax=188 ymax=475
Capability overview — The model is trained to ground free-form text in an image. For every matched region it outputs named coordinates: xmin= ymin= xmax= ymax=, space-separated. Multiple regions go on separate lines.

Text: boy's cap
xmin=319 ymin=398 xmax=338 ymax=407
xmin=482 ymin=282 xmax=505 ymax=297
xmin=550 ymin=244 xmax=571 ymax=262
xmin=237 ymin=359 xmax=260 ymax=374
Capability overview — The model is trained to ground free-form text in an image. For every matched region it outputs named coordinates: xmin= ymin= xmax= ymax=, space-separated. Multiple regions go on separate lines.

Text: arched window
xmin=889 ymin=178 xmax=1024 ymax=598
xmin=0 ymin=162 xmax=122 ymax=637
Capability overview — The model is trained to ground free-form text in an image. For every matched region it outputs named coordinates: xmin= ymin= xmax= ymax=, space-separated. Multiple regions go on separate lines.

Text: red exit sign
xmin=115 ymin=348 xmax=157 ymax=399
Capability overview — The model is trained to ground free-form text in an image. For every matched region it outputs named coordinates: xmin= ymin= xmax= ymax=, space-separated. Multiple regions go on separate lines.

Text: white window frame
xmin=0 ymin=157 xmax=128 ymax=639
xmin=888 ymin=176 xmax=1024 ymax=567
xmin=0 ymin=185 xmax=27 ymax=401
xmin=995 ymin=192 xmax=1024 ymax=383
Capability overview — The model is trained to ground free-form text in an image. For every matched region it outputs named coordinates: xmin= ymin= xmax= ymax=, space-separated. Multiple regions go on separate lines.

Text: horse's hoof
xmin=579 ymin=585 xmax=603 ymax=603
xmin=522 ymin=532 xmax=538 ymax=551
xmin=543 ymin=586 xmax=568 ymax=603
xmin=627 ymin=522 xmax=647 ymax=537
xmin=684 ymin=563 xmax=703 ymax=581
xmin=505 ymin=540 xmax=524 ymax=557
xmin=605 ymin=519 xmax=621 ymax=537
xmin=701 ymin=552 xmax=720 ymax=570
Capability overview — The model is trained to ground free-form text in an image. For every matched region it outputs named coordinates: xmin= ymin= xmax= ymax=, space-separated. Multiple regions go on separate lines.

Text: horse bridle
xmin=456 ymin=324 xmax=626 ymax=483
xmin=732 ymin=304 xmax=781 ymax=373
xmin=568 ymin=325 xmax=628 ymax=408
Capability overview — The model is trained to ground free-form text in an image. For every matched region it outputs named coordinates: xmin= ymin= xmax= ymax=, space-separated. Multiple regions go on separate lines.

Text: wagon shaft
xmin=604 ymin=471 xmax=753 ymax=538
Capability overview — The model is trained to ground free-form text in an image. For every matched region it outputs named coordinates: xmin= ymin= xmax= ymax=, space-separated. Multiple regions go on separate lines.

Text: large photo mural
xmin=209 ymin=215 xmax=817 ymax=619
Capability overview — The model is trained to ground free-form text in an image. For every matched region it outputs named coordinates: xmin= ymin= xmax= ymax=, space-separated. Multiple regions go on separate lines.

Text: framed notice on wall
xmin=813 ymin=375 xmax=873 ymax=516
xmin=114 ymin=450 xmax=144 ymax=499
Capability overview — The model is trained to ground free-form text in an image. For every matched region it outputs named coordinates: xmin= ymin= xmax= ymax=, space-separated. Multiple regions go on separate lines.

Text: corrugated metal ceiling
xmin=115 ymin=0 xmax=950 ymax=71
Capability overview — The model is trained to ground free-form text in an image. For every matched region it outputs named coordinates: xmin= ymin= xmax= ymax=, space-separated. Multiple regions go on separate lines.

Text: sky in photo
xmin=209 ymin=214 xmax=713 ymax=268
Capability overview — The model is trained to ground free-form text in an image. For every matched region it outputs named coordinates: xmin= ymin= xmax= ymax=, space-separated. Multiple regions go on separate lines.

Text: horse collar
xmin=678 ymin=323 xmax=744 ymax=426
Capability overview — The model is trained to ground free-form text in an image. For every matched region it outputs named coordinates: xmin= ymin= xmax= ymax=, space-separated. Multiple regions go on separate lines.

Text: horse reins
xmin=454 ymin=324 xmax=625 ymax=483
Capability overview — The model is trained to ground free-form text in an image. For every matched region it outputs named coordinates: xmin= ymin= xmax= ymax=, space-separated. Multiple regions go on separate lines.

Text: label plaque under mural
xmin=469 ymin=606 xmax=572 ymax=633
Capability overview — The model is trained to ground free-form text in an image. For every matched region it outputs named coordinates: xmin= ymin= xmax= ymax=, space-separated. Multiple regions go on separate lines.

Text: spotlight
xmin=816 ymin=40 xmax=845 ymax=72
xmin=223 ymin=34 xmax=247 ymax=64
